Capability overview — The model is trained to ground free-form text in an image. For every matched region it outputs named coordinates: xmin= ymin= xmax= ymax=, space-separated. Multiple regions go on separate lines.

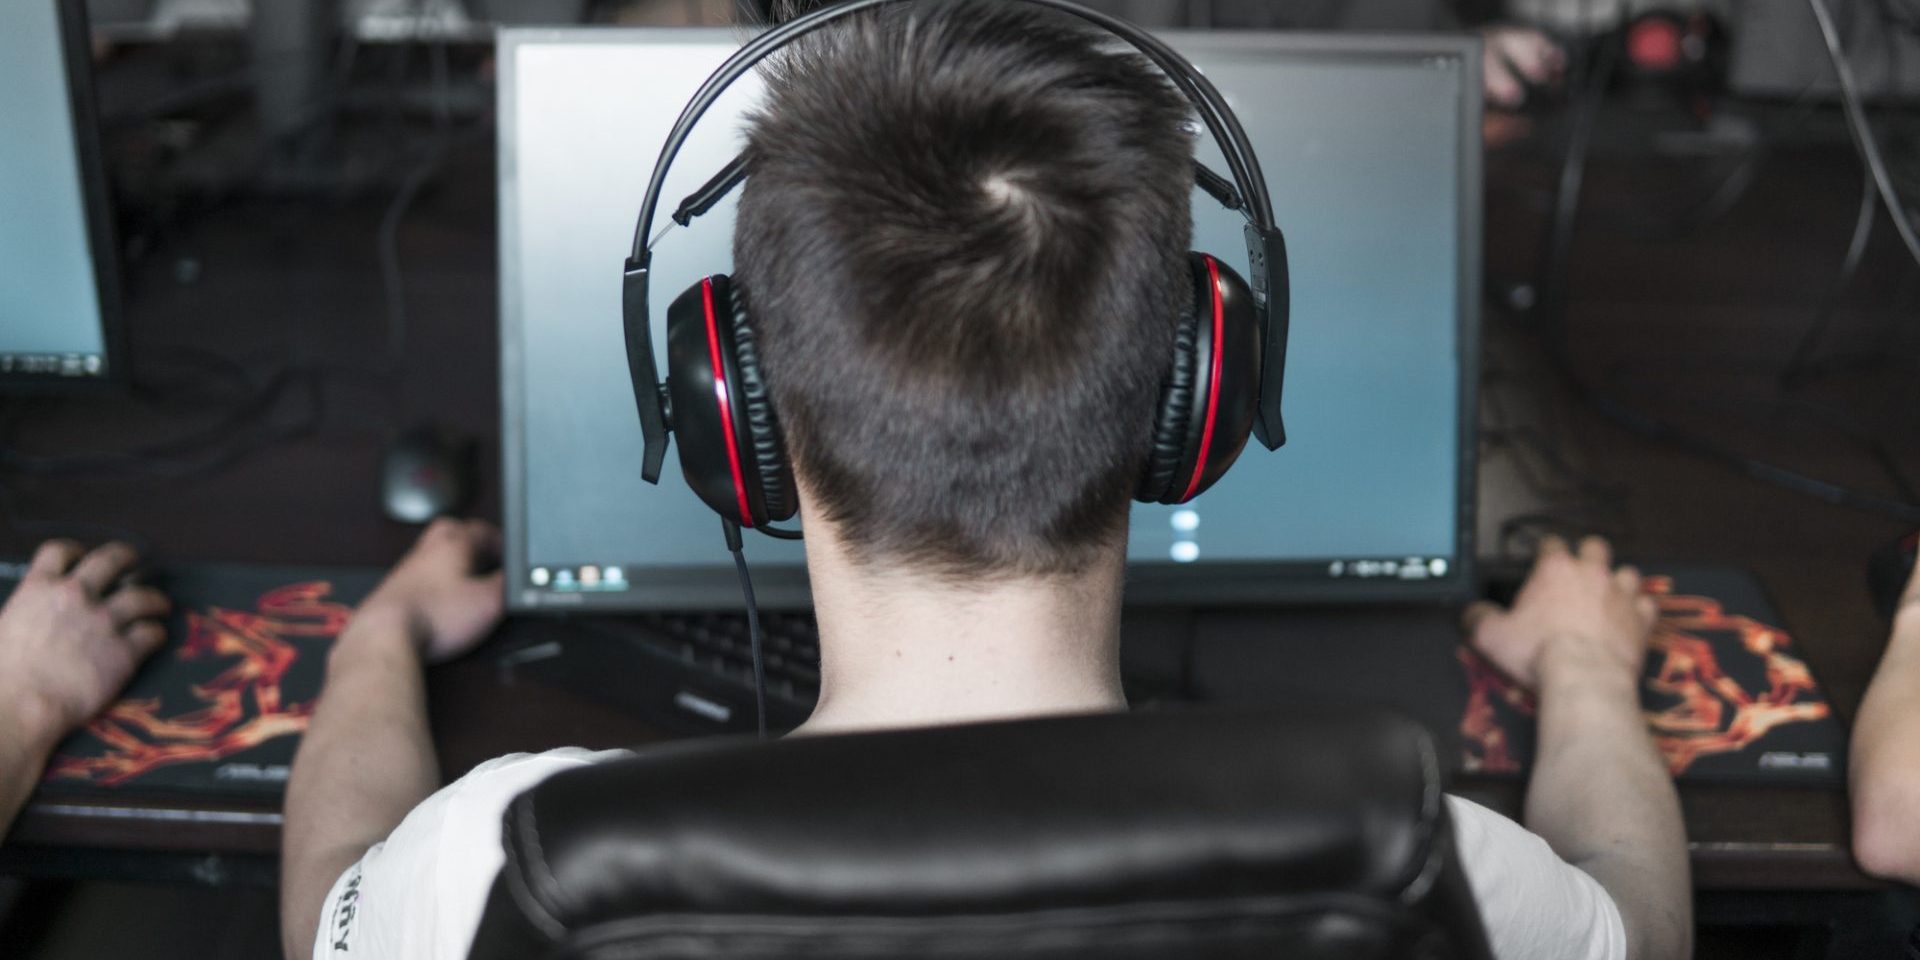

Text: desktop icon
xmin=580 ymin=565 xmax=601 ymax=587
xmin=604 ymin=566 xmax=625 ymax=585
xmin=530 ymin=567 xmax=551 ymax=587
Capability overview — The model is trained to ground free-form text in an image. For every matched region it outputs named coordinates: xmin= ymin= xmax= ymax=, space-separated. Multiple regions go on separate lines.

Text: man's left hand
xmin=0 ymin=540 xmax=170 ymax=746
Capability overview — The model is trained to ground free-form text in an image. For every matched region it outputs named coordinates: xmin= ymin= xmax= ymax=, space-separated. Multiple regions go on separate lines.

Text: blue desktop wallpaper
xmin=0 ymin=1 xmax=107 ymax=359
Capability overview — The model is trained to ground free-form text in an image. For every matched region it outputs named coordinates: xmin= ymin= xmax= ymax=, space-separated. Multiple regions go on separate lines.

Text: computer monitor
xmin=0 ymin=0 xmax=125 ymax=390
xmin=499 ymin=29 xmax=1481 ymax=610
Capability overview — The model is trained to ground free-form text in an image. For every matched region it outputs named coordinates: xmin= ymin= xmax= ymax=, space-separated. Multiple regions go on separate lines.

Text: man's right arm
xmin=1850 ymin=560 xmax=1920 ymax=884
xmin=1465 ymin=536 xmax=1692 ymax=960
xmin=280 ymin=519 xmax=505 ymax=960
xmin=1523 ymin=633 xmax=1690 ymax=960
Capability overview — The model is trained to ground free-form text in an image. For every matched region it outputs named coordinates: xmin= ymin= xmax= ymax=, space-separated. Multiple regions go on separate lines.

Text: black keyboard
xmin=628 ymin=611 xmax=823 ymax=708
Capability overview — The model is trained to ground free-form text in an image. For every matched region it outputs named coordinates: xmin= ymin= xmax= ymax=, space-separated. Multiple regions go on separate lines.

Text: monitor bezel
xmin=498 ymin=27 xmax=1483 ymax=612
xmin=0 ymin=0 xmax=129 ymax=395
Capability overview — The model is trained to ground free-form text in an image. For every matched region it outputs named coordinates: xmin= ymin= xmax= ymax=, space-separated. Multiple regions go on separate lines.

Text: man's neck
xmin=794 ymin=516 xmax=1128 ymax=736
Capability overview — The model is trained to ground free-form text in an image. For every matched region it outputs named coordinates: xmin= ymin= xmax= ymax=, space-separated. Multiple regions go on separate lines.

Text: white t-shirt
xmin=312 ymin=749 xmax=1626 ymax=960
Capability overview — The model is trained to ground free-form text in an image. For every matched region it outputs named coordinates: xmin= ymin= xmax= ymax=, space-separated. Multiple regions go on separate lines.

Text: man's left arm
xmin=280 ymin=519 xmax=504 ymax=960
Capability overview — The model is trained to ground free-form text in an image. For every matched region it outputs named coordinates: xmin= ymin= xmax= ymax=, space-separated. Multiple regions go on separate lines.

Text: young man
xmin=281 ymin=4 xmax=1692 ymax=957
xmin=1849 ymin=556 xmax=1920 ymax=883
xmin=0 ymin=540 xmax=171 ymax=832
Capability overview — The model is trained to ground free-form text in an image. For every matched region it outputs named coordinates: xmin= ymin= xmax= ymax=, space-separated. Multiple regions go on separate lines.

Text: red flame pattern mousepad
xmin=1458 ymin=567 xmax=1847 ymax=783
xmin=0 ymin=564 xmax=383 ymax=797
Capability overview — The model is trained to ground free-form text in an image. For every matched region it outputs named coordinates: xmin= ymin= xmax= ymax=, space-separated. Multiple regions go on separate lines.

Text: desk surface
xmin=0 ymin=102 xmax=1911 ymax=891
xmin=2 ymin=609 xmax=1872 ymax=891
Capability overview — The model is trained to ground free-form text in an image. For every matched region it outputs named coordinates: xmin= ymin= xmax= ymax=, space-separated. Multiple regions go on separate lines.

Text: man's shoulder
xmin=417 ymin=747 xmax=640 ymax=854
xmin=452 ymin=747 xmax=637 ymax=790
xmin=313 ymin=747 xmax=634 ymax=960
xmin=423 ymin=747 xmax=637 ymax=829
xmin=1445 ymin=794 xmax=1628 ymax=960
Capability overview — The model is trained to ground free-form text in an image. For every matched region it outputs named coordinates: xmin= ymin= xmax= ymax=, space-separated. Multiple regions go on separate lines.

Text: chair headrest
xmin=469 ymin=707 xmax=1490 ymax=960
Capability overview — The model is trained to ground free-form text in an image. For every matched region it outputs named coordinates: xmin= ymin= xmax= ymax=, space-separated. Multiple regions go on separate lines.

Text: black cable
xmin=1481 ymin=367 xmax=1632 ymax=507
xmin=1810 ymin=0 xmax=1920 ymax=269
xmin=1526 ymin=20 xmax=1920 ymax=527
xmin=0 ymin=363 xmax=325 ymax=479
xmin=373 ymin=3 xmax=459 ymax=370
xmin=1539 ymin=31 xmax=1618 ymax=358
xmin=1585 ymin=389 xmax=1920 ymax=522
xmin=1479 ymin=357 xmax=1637 ymax=560
xmin=1575 ymin=89 xmax=1833 ymax=242
xmin=1605 ymin=361 xmax=1920 ymax=503
xmin=723 ymin=518 xmax=770 ymax=739
xmin=1782 ymin=169 xmax=1878 ymax=385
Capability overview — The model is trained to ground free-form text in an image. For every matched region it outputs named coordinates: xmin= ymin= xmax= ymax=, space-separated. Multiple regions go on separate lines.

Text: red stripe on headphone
xmin=1179 ymin=256 xmax=1227 ymax=503
xmin=702 ymin=278 xmax=755 ymax=526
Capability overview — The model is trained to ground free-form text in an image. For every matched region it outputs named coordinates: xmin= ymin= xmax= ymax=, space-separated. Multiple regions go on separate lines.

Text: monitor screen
xmin=0 ymin=0 xmax=122 ymax=389
xmin=500 ymin=29 xmax=1480 ymax=610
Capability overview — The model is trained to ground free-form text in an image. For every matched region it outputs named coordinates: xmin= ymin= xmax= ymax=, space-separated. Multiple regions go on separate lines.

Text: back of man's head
xmin=737 ymin=0 xmax=1194 ymax=579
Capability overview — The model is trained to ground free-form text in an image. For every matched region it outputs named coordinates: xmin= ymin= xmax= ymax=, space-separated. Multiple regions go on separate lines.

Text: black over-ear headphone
xmin=621 ymin=0 xmax=1292 ymax=532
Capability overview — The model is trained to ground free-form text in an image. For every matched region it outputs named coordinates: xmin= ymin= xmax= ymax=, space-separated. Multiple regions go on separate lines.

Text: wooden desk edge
xmin=7 ymin=796 xmax=282 ymax=855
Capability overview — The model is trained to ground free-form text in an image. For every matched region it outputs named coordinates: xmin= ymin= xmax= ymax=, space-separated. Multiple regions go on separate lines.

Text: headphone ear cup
xmin=665 ymin=277 xmax=745 ymax=524
xmin=1136 ymin=270 xmax=1203 ymax=504
xmin=1136 ymin=253 xmax=1262 ymax=506
xmin=722 ymin=279 xmax=798 ymax=523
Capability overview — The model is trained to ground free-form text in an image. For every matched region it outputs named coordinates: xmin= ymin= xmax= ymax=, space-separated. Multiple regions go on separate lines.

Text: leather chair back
xmin=467 ymin=708 xmax=1493 ymax=960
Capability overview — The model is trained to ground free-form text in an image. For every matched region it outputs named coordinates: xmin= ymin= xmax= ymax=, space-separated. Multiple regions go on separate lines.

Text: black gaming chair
xmin=466 ymin=708 xmax=1494 ymax=960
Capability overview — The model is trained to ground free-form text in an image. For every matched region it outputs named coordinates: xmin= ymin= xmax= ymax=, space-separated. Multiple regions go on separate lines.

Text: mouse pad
xmin=0 ymin=563 xmax=380 ymax=798
xmin=1458 ymin=566 xmax=1847 ymax=785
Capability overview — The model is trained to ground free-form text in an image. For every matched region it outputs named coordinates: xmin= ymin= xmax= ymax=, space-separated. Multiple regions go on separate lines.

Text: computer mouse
xmin=1869 ymin=530 xmax=1919 ymax=622
xmin=381 ymin=425 xmax=475 ymax=525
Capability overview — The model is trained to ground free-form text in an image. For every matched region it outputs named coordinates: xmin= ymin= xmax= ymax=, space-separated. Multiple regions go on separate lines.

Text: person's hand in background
xmin=0 ymin=540 xmax=170 ymax=745
xmin=1482 ymin=25 xmax=1566 ymax=111
xmin=1464 ymin=535 xmax=1658 ymax=692
xmin=349 ymin=518 xmax=505 ymax=664
xmin=0 ymin=540 xmax=171 ymax=832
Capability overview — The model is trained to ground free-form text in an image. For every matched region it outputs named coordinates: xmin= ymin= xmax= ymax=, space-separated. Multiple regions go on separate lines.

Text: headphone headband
xmin=622 ymin=0 xmax=1292 ymax=486
xmin=628 ymin=0 xmax=1274 ymax=264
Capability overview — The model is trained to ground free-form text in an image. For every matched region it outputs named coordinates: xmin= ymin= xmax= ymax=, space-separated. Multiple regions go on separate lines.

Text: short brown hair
xmin=736 ymin=0 xmax=1193 ymax=576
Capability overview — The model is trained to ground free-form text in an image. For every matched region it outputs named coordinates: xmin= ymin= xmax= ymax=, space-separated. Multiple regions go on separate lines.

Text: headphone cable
xmin=722 ymin=518 xmax=771 ymax=739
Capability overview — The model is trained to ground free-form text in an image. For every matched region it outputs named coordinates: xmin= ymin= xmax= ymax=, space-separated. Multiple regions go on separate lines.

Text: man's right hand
xmin=352 ymin=518 xmax=505 ymax=664
xmin=1462 ymin=535 xmax=1659 ymax=692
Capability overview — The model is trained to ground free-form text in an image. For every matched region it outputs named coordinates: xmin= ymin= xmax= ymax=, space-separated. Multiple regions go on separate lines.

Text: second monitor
xmin=0 ymin=0 xmax=124 ymax=389
xmin=499 ymin=29 xmax=1481 ymax=610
